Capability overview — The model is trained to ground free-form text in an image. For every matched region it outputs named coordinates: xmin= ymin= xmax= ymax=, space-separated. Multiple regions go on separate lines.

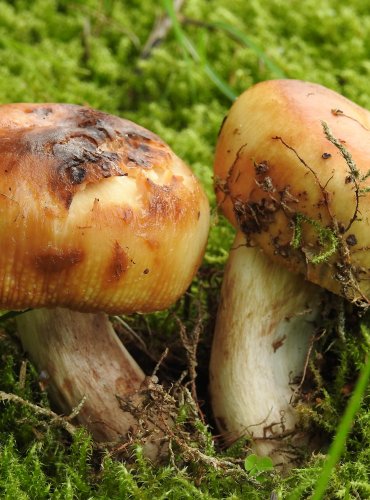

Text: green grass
xmin=310 ymin=354 xmax=370 ymax=500
xmin=1 ymin=0 xmax=370 ymax=498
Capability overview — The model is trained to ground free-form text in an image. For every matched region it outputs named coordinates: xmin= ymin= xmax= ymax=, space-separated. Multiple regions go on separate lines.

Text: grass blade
xmin=162 ymin=0 xmax=237 ymax=101
xmin=310 ymin=354 xmax=370 ymax=500
xmin=209 ymin=21 xmax=286 ymax=78
xmin=0 ymin=309 xmax=31 ymax=321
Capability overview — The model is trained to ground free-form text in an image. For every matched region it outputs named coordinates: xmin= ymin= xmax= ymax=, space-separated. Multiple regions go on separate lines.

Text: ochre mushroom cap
xmin=215 ymin=79 xmax=370 ymax=303
xmin=0 ymin=103 xmax=209 ymax=312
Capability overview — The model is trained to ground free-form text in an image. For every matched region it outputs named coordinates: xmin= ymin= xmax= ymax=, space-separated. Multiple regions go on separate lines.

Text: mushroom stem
xmin=16 ymin=308 xmax=163 ymax=459
xmin=210 ymin=232 xmax=324 ymax=464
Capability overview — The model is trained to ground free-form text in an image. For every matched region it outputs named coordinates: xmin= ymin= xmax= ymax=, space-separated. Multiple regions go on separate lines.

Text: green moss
xmin=291 ymin=212 xmax=339 ymax=264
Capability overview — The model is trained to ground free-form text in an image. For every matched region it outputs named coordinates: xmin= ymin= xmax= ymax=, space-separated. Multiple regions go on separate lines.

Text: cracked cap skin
xmin=214 ymin=79 xmax=370 ymax=304
xmin=0 ymin=103 xmax=210 ymax=313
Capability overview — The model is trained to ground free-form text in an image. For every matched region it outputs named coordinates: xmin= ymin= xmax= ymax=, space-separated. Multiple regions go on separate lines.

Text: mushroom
xmin=0 ymin=103 xmax=209 ymax=458
xmin=209 ymin=79 xmax=370 ymax=463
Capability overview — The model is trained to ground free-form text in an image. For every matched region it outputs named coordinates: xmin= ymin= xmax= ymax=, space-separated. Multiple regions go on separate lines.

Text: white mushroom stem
xmin=209 ymin=232 xmax=324 ymax=463
xmin=16 ymin=308 xmax=164 ymax=460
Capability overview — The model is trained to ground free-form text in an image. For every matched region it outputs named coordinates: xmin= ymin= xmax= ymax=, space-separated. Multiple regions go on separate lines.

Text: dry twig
xmin=0 ymin=390 xmax=86 ymax=436
xmin=176 ymin=314 xmax=202 ymax=405
xmin=115 ymin=378 xmax=259 ymax=485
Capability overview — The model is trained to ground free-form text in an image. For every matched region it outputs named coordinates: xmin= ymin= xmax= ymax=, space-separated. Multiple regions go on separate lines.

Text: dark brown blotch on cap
xmin=147 ymin=181 xmax=184 ymax=221
xmin=34 ymin=248 xmax=84 ymax=273
xmin=0 ymin=103 xmax=172 ymax=211
xmin=122 ymin=131 xmax=170 ymax=170
xmin=68 ymin=164 xmax=87 ymax=184
xmin=107 ymin=241 xmax=129 ymax=282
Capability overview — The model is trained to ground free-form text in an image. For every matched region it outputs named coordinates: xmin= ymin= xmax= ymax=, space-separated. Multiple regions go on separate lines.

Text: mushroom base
xmin=16 ymin=308 xmax=166 ymax=460
xmin=210 ymin=232 xmax=324 ymax=466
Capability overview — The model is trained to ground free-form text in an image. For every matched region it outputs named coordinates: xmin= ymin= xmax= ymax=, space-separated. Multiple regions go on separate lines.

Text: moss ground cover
xmin=1 ymin=0 xmax=370 ymax=498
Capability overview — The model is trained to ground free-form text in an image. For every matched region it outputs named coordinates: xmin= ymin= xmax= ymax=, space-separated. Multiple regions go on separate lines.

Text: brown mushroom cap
xmin=0 ymin=103 xmax=209 ymax=312
xmin=215 ymin=79 xmax=370 ymax=303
